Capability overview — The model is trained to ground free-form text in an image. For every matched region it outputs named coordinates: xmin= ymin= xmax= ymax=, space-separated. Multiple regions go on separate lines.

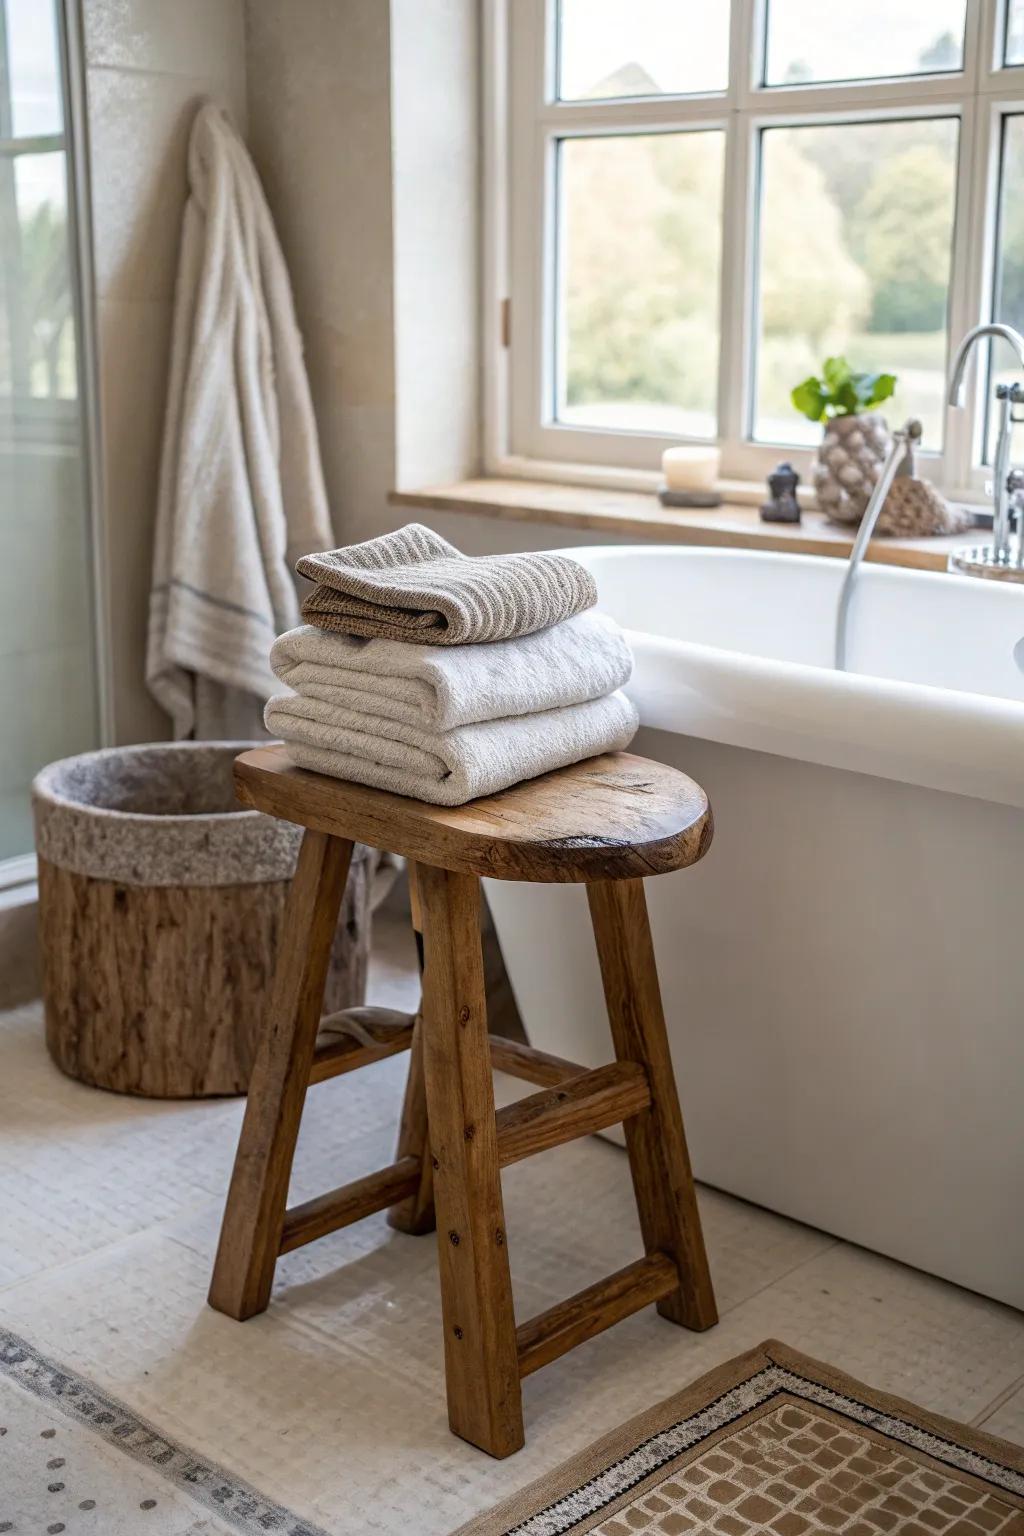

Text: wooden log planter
xmin=32 ymin=743 xmax=374 ymax=1099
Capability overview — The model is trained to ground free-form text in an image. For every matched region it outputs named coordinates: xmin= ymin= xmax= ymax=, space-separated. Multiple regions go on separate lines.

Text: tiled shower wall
xmin=80 ymin=0 xmax=504 ymax=747
xmin=82 ymin=0 xmax=247 ymax=744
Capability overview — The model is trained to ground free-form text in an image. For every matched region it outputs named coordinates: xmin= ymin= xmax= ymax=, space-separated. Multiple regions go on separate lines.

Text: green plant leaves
xmin=822 ymin=356 xmax=852 ymax=392
xmin=791 ymin=377 xmax=828 ymax=422
xmin=858 ymin=371 xmax=897 ymax=409
xmin=791 ymin=357 xmax=898 ymax=421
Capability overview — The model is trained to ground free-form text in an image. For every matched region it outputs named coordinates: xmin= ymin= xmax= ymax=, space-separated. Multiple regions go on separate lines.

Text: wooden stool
xmin=208 ymin=745 xmax=718 ymax=1458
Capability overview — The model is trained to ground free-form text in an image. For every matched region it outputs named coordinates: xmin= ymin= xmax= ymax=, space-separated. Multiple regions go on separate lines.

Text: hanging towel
xmin=147 ymin=102 xmax=333 ymax=739
xmin=268 ymin=610 xmax=633 ymax=732
xmin=264 ymin=690 xmax=638 ymax=807
xmin=296 ymin=524 xmax=597 ymax=645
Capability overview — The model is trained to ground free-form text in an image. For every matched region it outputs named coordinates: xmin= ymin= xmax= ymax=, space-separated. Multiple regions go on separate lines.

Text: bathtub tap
xmin=834 ymin=419 xmax=922 ymax=671
xmin=947 ymin=321 xmax=1024 ymax=580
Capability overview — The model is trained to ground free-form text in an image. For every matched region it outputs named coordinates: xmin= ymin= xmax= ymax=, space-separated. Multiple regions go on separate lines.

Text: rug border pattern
xmin=505 ymin=1362 xmax=1024 ymax=1536
xmin=0 ymin=1326 xmax=330 ymax=1536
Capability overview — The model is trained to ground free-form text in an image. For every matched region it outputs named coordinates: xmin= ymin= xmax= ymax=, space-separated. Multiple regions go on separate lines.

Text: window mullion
xmin=717 ymin=0 xmax=758 ymax=462
xmin=718 ymin=124 xmax=754 ymax=457
xmin=946 ymin=95 xmax=990 ymax=489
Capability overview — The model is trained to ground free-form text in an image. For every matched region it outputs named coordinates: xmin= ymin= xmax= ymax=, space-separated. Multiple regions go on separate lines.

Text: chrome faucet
xmin=947 ymin=321 xmax=1024 ymax=579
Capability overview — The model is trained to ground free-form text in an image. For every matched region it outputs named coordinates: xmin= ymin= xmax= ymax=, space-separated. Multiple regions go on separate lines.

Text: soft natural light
xmin=557 ymin=131 xmax=724 ymax=438
xmin=764 ymin=0 xmax=968 ymax=86
xmin=0 ymin=0 xmax=74 ymax=404
xmin=1007 ymin=0 xmax=1024 ymax=65
xmin=754 ymin=118 xmax=958 ymax=450
xmin=510 ymin=0 xmax=1024 ymax=486
xmin=4 ymin=0 xmax=63 ymax=137
xmin=558 ymin=0 xmax=730 ymax=100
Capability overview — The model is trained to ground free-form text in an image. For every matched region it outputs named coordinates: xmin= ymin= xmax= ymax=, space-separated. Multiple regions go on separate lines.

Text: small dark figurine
xmin=760 ymin=461 xmax=801 ymax=523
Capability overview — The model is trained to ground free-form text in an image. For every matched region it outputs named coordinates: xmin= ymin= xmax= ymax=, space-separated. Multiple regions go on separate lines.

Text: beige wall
xmin=244 ymin=0 xmax=397 ymax=548
xmin=391 ymin=0 xmax=481 ymax=493
xmin=83 ymin=0 xmax=247 ymax=743
xmin=82 ymin=0 xmax=526 ymax=745
xmin=244 ymin=0 xmax=482 ymax=545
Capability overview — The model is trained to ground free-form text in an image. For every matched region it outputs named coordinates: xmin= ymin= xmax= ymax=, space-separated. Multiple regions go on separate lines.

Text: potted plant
xmin=792 ymin=357 xmax=896 ymax=525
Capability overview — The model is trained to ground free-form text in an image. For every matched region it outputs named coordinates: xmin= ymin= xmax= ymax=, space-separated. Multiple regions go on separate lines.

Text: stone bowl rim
xmin=31 ymin=740 xmax=267 ymax=830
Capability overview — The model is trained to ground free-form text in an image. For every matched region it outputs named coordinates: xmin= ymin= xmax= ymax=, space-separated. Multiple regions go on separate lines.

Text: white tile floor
xmin=0 ymin=913 xmax=1021 ymax=1535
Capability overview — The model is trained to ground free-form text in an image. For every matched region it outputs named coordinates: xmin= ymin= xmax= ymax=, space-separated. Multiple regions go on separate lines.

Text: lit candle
xmin=662 ymin=446 xmax=721 ymax=493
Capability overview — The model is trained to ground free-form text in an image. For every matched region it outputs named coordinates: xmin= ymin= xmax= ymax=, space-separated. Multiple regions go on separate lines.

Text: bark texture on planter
xmin=33 ymin=743 xmax=372 ymax=1098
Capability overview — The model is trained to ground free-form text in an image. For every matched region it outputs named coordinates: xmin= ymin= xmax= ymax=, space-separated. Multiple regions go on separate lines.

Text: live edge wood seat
xmin=209 ymin=745 xmax=718 ymax=1458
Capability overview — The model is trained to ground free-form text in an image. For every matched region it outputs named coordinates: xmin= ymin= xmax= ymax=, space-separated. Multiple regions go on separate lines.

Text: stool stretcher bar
xmin=310 ymin=1006 xmax=417 ymax=1084
xmin=516 ymin=1252 xmax=680 ymax=1378
xmin=494 ymin=1061 xmax=651 ymax=1169
xmin=310 ymin=1012 xmax=588 ymax=1091
xmin=280 ymin=1157 xmax=421 ymax=1253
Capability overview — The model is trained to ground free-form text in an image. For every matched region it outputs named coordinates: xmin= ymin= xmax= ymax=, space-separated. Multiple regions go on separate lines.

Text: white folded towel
xmin=264 ymin=690 xmax=639 ymax=806
xmin=268 ymin=610 xmax=633 ymax=733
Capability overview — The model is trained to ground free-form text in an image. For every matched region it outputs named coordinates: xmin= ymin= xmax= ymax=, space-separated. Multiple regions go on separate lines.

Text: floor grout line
xmin=717 ymin=1235 xmax=843 ymax=1318
xmin=972 ymin=1370 xmax=1024 ymax=1427
xmin=0 ymin=1195 xmax=227 ymax=1301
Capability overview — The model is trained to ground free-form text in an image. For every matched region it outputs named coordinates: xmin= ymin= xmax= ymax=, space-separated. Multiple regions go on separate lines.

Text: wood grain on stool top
xmin=233 ymin=746 xmax=713 ymax=883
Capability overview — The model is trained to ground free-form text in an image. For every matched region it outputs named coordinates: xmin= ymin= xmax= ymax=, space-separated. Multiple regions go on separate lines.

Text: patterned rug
xmin=457 ymin=1340 xmax=1024 ymax=1536
xmin=0 ymin=1328 xmax=325 ymax=1536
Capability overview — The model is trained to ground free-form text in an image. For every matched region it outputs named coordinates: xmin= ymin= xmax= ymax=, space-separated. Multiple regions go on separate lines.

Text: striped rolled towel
xmin=296 ymin=523 xmax=597 ymax=645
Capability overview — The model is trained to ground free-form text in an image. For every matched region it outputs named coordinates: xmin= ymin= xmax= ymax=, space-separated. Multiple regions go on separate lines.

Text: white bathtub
xmin=485 ymin=548 xmax=1024 ymax=1308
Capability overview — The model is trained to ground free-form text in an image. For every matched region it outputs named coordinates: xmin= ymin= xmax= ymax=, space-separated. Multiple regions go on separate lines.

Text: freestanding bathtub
xmin=485 ymin=547 xmax=1024 ymax=1309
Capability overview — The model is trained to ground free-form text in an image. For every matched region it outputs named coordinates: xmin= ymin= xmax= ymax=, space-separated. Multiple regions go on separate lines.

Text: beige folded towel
xmin=296 ymin=523 xmax=597 ymax=645
xmin=264 ymin=690 xmax=638 ymax=806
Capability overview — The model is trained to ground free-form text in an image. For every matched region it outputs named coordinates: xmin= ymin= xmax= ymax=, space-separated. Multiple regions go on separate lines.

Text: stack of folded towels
xmin=265 ymin=523 xmax=638 ymax=806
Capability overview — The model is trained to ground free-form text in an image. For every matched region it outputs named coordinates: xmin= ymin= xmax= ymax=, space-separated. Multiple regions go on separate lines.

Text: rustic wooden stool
xmin=208 ymin=745 xmax=718 ymax=1457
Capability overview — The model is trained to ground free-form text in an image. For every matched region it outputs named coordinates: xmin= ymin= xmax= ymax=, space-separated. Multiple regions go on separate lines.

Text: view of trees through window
xmin=0 ymin=0 xmax=76 ymax=406
xmin=755 ymin=118 xmax=958 ymax=449
xmin=560 ymin=114 xmax=958 ymax=448
xmin=556 ymin=4 xmax=966 ymax=450
xmin=559 ymin=132 xmax=724 ymax=438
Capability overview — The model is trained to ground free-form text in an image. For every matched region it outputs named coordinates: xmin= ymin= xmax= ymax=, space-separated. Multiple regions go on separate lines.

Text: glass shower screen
xmin=0 ymin=0 xmax=99 ymax=871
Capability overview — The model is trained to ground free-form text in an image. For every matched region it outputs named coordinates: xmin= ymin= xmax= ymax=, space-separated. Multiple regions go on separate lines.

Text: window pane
xmin=1007 ymin=0 xmax=1024 ymax=66
xmin=764 ymin=0 xmax=966 ymax=87
xmin=754 ymin=119 xmax=958 ymax=452
xmin=557 ymin=132 xmax=725 ymax=439
xmin=558 ymin=0 xmax=729 ymax=100
xmin=987 ymin=116 xmax=1024 ymax=463
xmin=3 ymin=0 xmax=64 ymax=137
xmin=0 ymin=151 xmax=76 ymax=400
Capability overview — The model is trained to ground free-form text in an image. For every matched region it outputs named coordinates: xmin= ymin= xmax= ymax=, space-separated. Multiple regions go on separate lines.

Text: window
xmin=558 ymin=131 xmax=725 ymax=438
xmin=0 ymin=0 xmax=78 ymax=423
xmin=499 ymin=0 xmax=1024 ymax=495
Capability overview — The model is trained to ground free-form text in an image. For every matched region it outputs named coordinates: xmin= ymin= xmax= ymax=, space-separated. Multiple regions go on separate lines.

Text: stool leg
xmin=208 ymin=830 xmax=353 ymax=1321
xmin=417 ymin=863 xmax=523 ymax=1458
xmin=587 ymin=878 xmax=718 ymax=1332
xmin=388 ymin=864 xmax=435 ymax=1234
xmin=387 ymin=1014 xmax=435 ymax=1234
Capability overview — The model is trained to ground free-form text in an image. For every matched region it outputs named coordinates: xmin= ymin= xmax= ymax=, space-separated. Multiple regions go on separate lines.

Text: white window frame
xmin=485 ymin=0 xmax=1024 ymax=502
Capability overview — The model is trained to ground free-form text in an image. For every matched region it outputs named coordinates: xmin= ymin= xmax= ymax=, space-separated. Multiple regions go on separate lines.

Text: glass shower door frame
xmin=0 ymin=0 xmax=110 ymax=893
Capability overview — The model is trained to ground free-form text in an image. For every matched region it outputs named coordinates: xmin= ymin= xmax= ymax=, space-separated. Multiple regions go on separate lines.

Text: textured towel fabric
xmin=146 ymin=103 xmax=333 ymax=739
xmin=264 ymin=690 xmax=638 ymax=806
xmin=268 ymin=611 xmax=632 ymax=733
xmin=296 ymin=524 xmax=597 ymax=645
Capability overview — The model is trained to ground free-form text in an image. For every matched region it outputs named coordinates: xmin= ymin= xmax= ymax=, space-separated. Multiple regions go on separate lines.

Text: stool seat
xmin=234 ymin=746 xmax=712 ymax=883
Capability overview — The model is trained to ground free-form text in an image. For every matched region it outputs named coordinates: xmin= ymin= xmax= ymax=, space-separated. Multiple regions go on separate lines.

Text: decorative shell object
xmin=877 ymin=477 xmax=974 ymax=538
xmin=814 ymin=413 xmax=892 ymax=525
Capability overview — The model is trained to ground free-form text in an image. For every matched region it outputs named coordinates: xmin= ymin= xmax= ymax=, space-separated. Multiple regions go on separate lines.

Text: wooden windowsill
xmin=389 ymin=478 xmax=975 ymax=574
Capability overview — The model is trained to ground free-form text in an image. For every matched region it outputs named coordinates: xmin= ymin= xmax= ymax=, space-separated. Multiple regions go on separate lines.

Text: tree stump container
xmin=32 ymin=742 xmax=373 ymax=1099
